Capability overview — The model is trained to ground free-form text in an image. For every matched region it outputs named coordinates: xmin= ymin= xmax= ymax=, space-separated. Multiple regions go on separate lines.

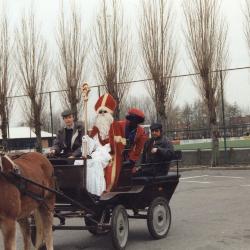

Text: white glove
xmin=47 ymin=149 xmax=55 ymax=157
xmin=151 ymin=148 xmax=158 ymax=154
xmin=82 ymin=135 xmax=98 ymax=157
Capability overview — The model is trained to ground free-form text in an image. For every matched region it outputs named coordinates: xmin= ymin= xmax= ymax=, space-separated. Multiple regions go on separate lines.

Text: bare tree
xmin=192 ymin=100 xmax=208 ymax=129
xmin=56 ymin=2 xmax=88 ymax=121
xmin=0 ymin=13 xmax=13 ymax=150
xmin=218 ymin=101 xmax=241 ymax=126
xmin=41 ymin=109 xmax=61 ymax=134
xmin=183 ymin=0 xmax=228 ymax=166
xmin=182 ymin=103 xmax=193 ymax=139
xmin=244 ymin=0 xmax=250 ymax=53
xmin=94 ymin=0 xmax=133 ymax=119
xmin=140 ymin=0 xmax=178 ymax=133
xmin=166 ymin=104 xmax=181 ymax=131
xmin=15 ymin=11 xmax=49 ymax=152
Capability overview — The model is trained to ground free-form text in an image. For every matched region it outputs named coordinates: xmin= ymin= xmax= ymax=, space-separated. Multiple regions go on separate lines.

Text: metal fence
xmin=3 ymin=66 xmax=250 ymax=152
xmin=167 ymin=123 xmax=250 ymax=140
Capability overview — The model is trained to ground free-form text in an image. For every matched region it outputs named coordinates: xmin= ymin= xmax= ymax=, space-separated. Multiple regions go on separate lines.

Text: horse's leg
xmin=18 ymin=217 xmax=31 ymax=250
xmin=39 ymin=206 xmax=54 ymax=250
xmin=1 ymin=217 xmax=16 ymax=250
xmin=33 ymin=209 xmax=44 ymax=249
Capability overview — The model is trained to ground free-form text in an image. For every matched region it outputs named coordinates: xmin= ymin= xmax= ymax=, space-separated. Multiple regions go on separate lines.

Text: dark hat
xmin=150 ymin=123 xmax=162 ymax=131
xmin=126 ymin=108 xmax=145 ymax=124
xmin=61 ymin=109 xmax=74 ymax=117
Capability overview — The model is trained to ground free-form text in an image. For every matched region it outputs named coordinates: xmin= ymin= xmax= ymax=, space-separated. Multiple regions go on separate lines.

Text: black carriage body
xmin=50 ymin=158 xmax=85 ymax=202
xmin=50 ymin=157 xmax=180 ymax=212
xmin=6 ymin=152 xmax=180 ymax=249
xmin=99 ymin=174 xmax=179 ymax=210
xmin=42 ymin=156 xmax=180 ymax=250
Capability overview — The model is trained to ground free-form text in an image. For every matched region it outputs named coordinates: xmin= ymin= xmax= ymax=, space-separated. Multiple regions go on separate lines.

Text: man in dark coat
xmin=140 ymin=122 xmax=174 ymax=176
xmin=48 ymin=110 xmax=84 ymax=158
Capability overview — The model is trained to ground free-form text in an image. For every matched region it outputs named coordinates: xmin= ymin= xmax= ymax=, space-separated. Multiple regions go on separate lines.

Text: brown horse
xmin=0 ymin=152 xmax=55 ymax=250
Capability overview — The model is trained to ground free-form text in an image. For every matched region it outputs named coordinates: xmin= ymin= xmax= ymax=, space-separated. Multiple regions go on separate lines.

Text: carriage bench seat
xmin=132 ymin=172 xmax=180 ymax=185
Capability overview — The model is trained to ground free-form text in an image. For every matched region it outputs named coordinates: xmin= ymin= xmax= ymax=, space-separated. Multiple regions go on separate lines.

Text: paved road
xmin=2 ymin=169 xmax=250 ymax=250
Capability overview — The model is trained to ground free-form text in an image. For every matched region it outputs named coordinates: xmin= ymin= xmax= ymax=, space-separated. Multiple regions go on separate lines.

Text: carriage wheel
xmin=30 ymin=216 xmax=47 ymax=250
xmin=85 ymin=217 xmax=110 ymax=235
xmin=147 ymin=197 xmax=171 ymax=239
xmin=84 ymin=217 xmax=99 ymax=235
xmin=111 ymin=205 xmax=129 ymax=250
xmin=84 ymin=210 xmax=111 ymax=235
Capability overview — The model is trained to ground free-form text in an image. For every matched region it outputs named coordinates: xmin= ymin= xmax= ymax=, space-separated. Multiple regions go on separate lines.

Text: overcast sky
xmin=2 ymin=0 xmax=250 ymax=124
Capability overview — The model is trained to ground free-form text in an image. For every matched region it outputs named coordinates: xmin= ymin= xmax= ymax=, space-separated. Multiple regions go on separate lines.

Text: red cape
xmin=107 ymin=120 xmax=148 ymax=191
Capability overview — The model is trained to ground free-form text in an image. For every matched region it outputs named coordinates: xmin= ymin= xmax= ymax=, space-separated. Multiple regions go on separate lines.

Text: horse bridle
xmin=0 ymin=154 xmax=20 ymax=173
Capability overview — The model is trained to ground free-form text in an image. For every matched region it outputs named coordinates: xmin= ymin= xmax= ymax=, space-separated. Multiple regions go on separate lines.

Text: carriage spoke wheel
xmin=85 ymin=213 xmax=110 ymax=236
xmin=147 ymin=197 xmax=171 ymax=239
xmin=111 ymin=205 xmax=129 ymax=250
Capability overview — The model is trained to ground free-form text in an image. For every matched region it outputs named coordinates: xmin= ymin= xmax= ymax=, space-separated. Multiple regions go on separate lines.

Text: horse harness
xmin=0 ymin=154 xmax=47 ymax=204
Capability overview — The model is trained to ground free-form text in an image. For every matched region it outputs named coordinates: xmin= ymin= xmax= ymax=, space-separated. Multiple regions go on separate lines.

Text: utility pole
xmin=220 ymin=70 xmax=227 ymax=163
xmin=49 ymin=92 xmax=54 ymax=139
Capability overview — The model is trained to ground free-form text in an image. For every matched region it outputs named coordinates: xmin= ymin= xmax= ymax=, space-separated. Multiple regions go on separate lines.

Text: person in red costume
xmin=108 ymin=108 xmax=148 ymax=191
xmin=89 ymin=93 xmax=117 ymax=193
xmin=90 ymin=93 xmax=117 ymax=146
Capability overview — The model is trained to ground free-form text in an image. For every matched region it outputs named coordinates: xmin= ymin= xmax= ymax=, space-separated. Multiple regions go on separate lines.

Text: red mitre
xmin=95 ymin=93 xmax=117 ymax=113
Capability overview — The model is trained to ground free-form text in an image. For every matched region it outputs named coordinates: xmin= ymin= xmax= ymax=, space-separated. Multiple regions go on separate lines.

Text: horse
xmin=0 ymin=152 xmax=55 ymax=250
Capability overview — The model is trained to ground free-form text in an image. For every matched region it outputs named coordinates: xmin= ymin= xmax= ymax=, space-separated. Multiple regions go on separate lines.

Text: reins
xmin=7 ymin=170 xmax=94 ymax=214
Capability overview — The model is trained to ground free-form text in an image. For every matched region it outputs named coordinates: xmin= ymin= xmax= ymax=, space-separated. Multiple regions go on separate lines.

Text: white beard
xmin=95 ymin=112 xmax=114 ymax=140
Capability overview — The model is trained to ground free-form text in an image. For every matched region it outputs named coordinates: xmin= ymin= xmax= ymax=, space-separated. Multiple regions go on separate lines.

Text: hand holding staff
xmin=81 ymin=83 xmax=90 ymax=158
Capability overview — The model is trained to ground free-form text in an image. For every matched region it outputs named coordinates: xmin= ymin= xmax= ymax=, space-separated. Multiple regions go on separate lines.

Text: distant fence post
xmin=49 ymin=92 xmax=54 ymax=138
xmin=97 ymin=85 xmax=101 ymax=97
xmin=220 ymin=70 xmax=227 ymax=163
xmin=29 ymin=101 xmax=32 ymax=151
xmin=6 ymin=97 xmax=10 ymax=151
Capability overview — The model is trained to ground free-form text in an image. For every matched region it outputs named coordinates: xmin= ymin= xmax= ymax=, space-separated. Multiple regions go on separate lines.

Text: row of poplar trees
xmin=0 ymin=0 xmax=250 ymax=166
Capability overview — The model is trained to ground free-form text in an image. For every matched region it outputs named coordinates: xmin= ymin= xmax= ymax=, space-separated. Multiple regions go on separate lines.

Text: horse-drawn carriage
xmin=0 ymin=151 xmax=180 ymax=250
xmin=27 ymin=150 xmax=181 ymax=250
xmin=0 ymin=84 xmax=181 ymax=250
